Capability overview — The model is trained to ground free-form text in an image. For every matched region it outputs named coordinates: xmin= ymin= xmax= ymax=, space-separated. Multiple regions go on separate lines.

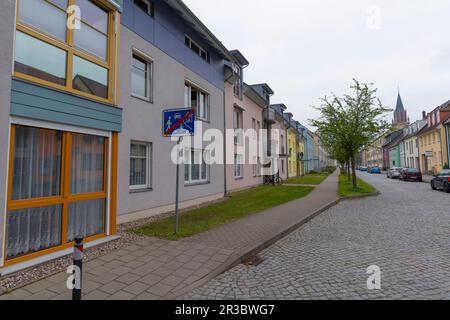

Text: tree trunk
xmin=351 ymin=156 xmax=357 ymax=188
xmin=347 ymin=160 xmax=351 ymax=181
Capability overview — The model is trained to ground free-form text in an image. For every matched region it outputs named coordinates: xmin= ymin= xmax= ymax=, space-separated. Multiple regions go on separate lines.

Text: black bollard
xmin=72 ymin=236 xmax=84 ymax=301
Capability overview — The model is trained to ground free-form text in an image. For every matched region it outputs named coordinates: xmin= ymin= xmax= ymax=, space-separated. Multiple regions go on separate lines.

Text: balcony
xmin=264 ymin=108 xmax=276 ymax=124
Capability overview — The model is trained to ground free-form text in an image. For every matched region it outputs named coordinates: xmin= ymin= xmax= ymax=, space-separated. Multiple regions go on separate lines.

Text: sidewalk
xmin=0 ymin=171 xmax=339 ymax=300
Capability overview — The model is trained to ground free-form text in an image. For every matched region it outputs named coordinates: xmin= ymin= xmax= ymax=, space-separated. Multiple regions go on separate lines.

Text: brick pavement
xmin=0 ymin=171 xmax=339 ymax=300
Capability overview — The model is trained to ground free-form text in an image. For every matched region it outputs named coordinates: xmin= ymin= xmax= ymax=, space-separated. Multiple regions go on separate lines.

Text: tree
xmin=310 ymin=80 xmax=391 ymax=188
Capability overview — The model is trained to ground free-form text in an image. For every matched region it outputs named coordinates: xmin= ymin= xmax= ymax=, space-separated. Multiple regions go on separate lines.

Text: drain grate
xmin=243 ymin=254 xmax=265 ymax=267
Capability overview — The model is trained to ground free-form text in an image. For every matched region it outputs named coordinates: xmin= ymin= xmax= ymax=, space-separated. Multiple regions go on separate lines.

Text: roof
xmin=243 ymin=83 xmax=266 ymax=108
xmin=270 ymin=104 xmax=287 ymax=115
xmin=382 ymin=130 xmax=403 ymax=148
xmin=396 ymin=92 xmax=405 ymax=111
xmin=230 ymin=50 xmax=249 ymax=67
xmin=417 ymin=100 xmax=450 ymax=135
xmin=251 ymin=83 xmax=275 ymax=96
xmin=165 ymin=0 xmax=234 ymax=61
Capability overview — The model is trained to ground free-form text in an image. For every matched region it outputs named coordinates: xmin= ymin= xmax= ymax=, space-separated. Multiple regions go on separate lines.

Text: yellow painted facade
xmin=287 ymin=128 xmax=299 ymax=178
xmin=418 ymin=126 xmax=448 ymax=175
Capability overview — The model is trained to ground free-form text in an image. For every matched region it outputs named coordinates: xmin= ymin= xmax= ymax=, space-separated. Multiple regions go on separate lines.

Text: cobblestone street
xmin=186 ymin=173 xmax=450 ymax=300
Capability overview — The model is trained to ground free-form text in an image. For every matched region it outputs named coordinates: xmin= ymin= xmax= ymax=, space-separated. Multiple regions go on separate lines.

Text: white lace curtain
xmin=7 ymin=127 xmax=106 ymax=258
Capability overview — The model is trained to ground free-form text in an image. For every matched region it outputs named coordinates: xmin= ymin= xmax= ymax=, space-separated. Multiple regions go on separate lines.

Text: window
xmin=130 ymin=142 xmax=152 ymax=190
xmin=132 ymin=53 xmax=153 ymax=100
xmin=184 ymin=149 xmax=210 ymax=184
xmin=185 ymin=83 xmax=209 ymax=121
xmin=252 ymin=118 xmax=257 ymax=139
xmin=234 ymin=154 xmax=243 ymax=178
xmin=6 ymin=125 xmax=108 ymax=260
xmin=74 ymin=0 xmax=109 ymax=60
xmin=15 ymin=31 xmax=67 ymax=86
xmin=15 ymin=0 xmax=115 ymax=102
xmin=233 ymin=108 xmax=243 ymax=145
xmin=233 ymin=66 xmax=243 ymax=98
xmin=73 ymin=55 xmax=108 ymax=99
xmin=185 ymin=35 xmax=209 ymax=63
xmin=134 ymin=0 xmax=153 ymax=16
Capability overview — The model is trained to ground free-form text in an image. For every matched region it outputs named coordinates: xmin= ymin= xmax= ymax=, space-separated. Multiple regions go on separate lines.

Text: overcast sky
xmin=184 ymin=0 xmax=450 ymax=129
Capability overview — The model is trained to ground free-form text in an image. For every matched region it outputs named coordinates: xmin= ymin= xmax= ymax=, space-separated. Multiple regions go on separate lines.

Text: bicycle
xmin=263 ymin=171 xmax=283 ymax=185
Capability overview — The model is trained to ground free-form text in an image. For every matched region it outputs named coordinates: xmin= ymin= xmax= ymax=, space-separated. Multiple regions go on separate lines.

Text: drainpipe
xmin=223 ymin=88 xmax=227 ymax=197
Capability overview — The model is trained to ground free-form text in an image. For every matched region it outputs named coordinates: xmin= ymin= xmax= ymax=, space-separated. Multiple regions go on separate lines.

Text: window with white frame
xmin=132 ymin=53 xmax=153 ymax=101
xmin=185 ymin=83 xmax=209 ymax=121
xmin=185 ymin=35 xmax=209 ymax=62
xmin=233 ymin=107 xmax=243 ymax=145
xmin=234 ymin=154 xmax=243 ymax=178
xmin=130 ymin=141 xmax=152 ymax=190
xmin=184 ymin=149 xmax=210 ymax=184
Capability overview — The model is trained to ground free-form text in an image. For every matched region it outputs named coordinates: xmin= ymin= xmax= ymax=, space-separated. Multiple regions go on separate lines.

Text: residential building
xmin=382 ymin=130 xmax=404 ymax=169
xmin=117 ymin=0 xmax=236 ymax=223
xmin=306 ymin=130 xmax=315 ymax=172
xmin=445 ymin=118 xmax=450 ymax=167
xmin=285 ymin=113 xmax=299 ymax=178
xmin=224 ymin=50 xmax=266 ymax=192
xmin=294 ymin=122 xmax=309 ymax=175
xmin=366 ymin=134 xmax=385 ymax=168
xmin=399 ymin=120 xmax=426 ymax=169
xmin=417 ymin=103 xmax=450 ymax=175
xmin=269 ymin=103 xmax=288 ymax=180
xmin=0 ymin=0 xmax=123 ymax=272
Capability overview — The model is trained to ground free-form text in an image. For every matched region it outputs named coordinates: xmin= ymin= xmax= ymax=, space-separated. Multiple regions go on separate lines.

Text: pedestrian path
xmin=0 ymin=171 xmax=339 ymax=300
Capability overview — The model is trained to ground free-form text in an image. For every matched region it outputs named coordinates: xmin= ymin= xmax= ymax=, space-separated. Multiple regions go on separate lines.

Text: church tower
xmin=393 ymin=91 xmax=409 ymax=129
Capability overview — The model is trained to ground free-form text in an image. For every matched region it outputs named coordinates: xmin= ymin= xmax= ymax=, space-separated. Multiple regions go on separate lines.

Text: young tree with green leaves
xmin=310 ymin=79 xmax=392 ymax=188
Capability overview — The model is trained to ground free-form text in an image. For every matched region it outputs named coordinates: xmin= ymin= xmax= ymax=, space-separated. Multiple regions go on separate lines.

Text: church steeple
xmin=396 ymin=92 xmax=404 ymax=111
xmin=393 ymin=90 xmax=408 ymax=128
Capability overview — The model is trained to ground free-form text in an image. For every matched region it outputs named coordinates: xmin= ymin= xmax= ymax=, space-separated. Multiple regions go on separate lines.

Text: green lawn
xmin=338 ymin=174 xmax=377 ymax=198
xmin=286 ymin=172 xmax=330 ymax=185
xmin=133 ymin=185 xmax=314 ymax=240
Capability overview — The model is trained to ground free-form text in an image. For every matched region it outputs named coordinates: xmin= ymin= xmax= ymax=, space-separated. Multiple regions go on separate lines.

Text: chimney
xmin=422 ymin=111 xmax=427 ymax=120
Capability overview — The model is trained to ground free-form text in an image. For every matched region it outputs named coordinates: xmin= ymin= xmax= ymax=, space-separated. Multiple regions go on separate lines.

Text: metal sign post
xmin=162 ymin=108 xmax=195 ymax=237
xmin=174 ymin=136 xmax=182 ymax=236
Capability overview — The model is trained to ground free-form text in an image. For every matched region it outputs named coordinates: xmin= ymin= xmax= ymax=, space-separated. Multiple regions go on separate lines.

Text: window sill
xmin=235 ymin=177 xmax=244 ymax=180
xmin=131 ymin=94 xmax=153 ymax=104
xmin=129 ymin=187 xmax=153 ymax=194
xmin=184 ymin=181 xmax=210 ymax=187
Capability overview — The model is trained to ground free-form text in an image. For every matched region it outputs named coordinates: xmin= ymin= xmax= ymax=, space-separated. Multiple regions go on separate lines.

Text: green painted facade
xmin=10 ymin=80 xmax=122 ymax=132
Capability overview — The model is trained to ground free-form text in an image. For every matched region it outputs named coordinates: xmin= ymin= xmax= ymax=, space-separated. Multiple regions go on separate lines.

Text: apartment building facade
xmin=116 ymin=0 xmax=236 ymax=223
xmin=399 ymin=120 xmax=426 ymax=169
xmin=224 ymin=51 xmax=266 ymax=192
xmin=418 ymin=103 xmax=450 ymax=175
xmin=0 ymin=0 xmax=123 ymax=273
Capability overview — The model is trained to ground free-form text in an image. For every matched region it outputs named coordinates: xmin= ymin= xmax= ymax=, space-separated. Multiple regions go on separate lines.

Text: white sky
xmin=184 ymin=0 xmax=450 ymax=129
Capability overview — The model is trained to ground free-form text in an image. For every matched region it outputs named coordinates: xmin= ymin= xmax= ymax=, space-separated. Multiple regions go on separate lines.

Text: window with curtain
xmin=234 ymin=154 xmax=243 ymax=178
xmin=184 ymin=149 xmax=209 ymax=184
xmin=6 ymin=125 xmax=108 ymax=260
xmin=71 ymin=133 xmax=105 ymax=194
xmin=130 ymin=142 xmax=151 ymax=190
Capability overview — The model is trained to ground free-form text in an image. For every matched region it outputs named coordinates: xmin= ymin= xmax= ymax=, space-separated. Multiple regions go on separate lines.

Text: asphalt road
xmin=185 ymin=172 xmax=450 ymax=300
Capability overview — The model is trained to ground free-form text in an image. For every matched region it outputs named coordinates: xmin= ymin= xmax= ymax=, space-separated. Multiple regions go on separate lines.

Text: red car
xmin=400 ymin=168 xmax=423 ymax=182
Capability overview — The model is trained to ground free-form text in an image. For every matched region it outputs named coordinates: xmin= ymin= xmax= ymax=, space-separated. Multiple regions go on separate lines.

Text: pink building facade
xmin=224 ymin=51 xmax=267 ymax=192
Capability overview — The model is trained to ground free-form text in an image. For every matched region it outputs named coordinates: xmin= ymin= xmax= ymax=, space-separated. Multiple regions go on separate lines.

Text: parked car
xmin=400 ymin=168 xmax=422 ymax=182
xmin=367 ymin=166 xmax=372 ymax=173
xmin=387 ymin=167 xmax=402 ymax=179
xmin=431 ymin=170 xmax=450 ymax=193
xmin=360 ymin=166 xmax=368 ymax=172
xmin=370 ymin=166 xmax=381 ymax=174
